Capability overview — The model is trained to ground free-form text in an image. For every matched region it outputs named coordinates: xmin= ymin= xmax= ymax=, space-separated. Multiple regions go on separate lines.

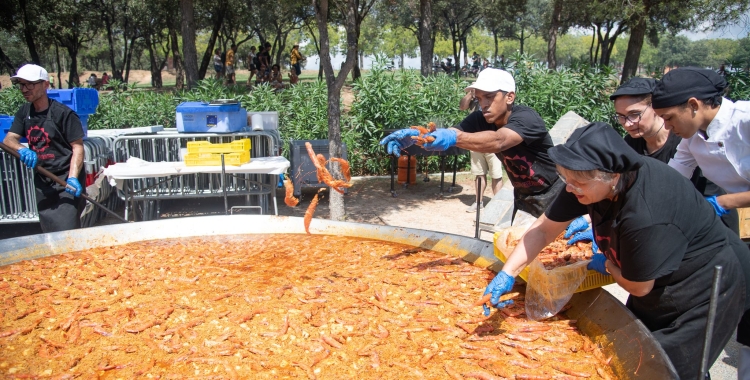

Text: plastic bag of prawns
xmin=524 ymin=259 xmax=588 ymax=320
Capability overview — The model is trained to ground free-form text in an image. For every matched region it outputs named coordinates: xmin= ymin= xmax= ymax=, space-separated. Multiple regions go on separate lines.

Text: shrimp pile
xmin=410 ymin=122 xmax=437 ymax=146
xmin=0 ymin=235 xmax=616 ymax=379
xmin=283 ymin=143 xmax=354 ymax=234
xmin=506 ymin=232 xmax=595 ymax=270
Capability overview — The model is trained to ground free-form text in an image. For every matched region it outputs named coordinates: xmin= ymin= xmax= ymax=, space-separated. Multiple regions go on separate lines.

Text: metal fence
xmin=111 ymin=129 xmax=282 ymax=221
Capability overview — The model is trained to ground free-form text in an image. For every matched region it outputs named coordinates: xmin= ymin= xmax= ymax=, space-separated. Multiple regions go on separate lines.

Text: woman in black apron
xmin=483 ymin=122 xmax=746 ymax=379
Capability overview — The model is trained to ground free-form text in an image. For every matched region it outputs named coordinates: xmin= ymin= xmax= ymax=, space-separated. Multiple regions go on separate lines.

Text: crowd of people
xmin=213 ymin=42 xmax=305 ymax=89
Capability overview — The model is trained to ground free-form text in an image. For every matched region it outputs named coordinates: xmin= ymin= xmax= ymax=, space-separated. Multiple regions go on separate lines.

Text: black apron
xmin=513 ymin=178 xmax=564 ymax=220
xmin=592 ymin=203 xmax=745 ymax=380
xmin=24 ymin=106 xmax=85 ymax=233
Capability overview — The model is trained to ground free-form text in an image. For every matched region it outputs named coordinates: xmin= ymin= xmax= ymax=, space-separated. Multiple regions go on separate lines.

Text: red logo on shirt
xmin=503 ymin=155 xmax=535 ymax=179
xmin=596 ymin=235 xmax=621 ymax=267
xmin=26 ymin=125 xmax=54 ymax=160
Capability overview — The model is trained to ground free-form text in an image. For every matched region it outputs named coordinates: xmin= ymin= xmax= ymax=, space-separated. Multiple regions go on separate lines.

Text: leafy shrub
xmin=90 ymin=81 xmax=179 ymax=129
xmin=725 ymin=64 xmax=750 ymax=102
xmin=0 ymin=88 xmax=25 ymax=115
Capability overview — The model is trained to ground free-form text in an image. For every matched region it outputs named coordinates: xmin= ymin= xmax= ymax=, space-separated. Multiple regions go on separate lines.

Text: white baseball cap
xmin=465 ymin=68 xmax=515 ymax=93
xmin=11 ymin=64 xmax=49 ymax=84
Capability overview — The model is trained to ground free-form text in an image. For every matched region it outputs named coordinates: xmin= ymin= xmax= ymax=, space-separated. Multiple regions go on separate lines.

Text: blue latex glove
xmin=564 ymin=216 xmax=589 ymax=238
xmin=379 ymin=129 xmax=420 ymax=157
xmin=18 ymin=148 xmax=37 ymax=169
xmin=65 ymin=177 xmax=82 ymax=197
xmin=587 ymin=253 xmax=608 ymax=275
xmin=422 ymin=129 xmax=457 ymax=151
xmin=482 ymin=271 xmax=516 ymax=316
xmin=705 ymin=195 xmax=729 ymax=216
xmin=568 ymin=229 xmax=599 ymax=254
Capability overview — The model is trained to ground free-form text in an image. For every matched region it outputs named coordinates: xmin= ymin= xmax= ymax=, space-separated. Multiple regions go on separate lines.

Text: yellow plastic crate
xmin=184 ymin=151 xmax=251 ymax=166
xmin=186 ymin=139 xmax=251 ymax=154
xmin=493 ymin=230 xmax=613 ymax=293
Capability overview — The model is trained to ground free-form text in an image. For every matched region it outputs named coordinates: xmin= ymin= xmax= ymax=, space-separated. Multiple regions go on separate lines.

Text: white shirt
xmin=668 ymin=98 xmax=750 ymax=194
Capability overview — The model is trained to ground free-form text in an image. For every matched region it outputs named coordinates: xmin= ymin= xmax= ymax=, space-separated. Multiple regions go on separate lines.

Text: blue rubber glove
xmin=587 ymin=253 xmax=608 ymax=275
xmin=564 ymin=216 xmax=589 ymax=238
xmin=379 ymin=129 xmax=420 ymax=157
xmin=705 ymin=195 xmax=729 ymax=217
xmin=65 ymin=177 xmax=82 ymax=197
xmin=568 ymin=229 xmax=599 ymax=254
xmin=18 ymin=148 xmax=37 ymax=169
xmin=422 ymin=129 xmax=457 ymax=151
xmin=482 ymin=271 xmax=515 ymax=316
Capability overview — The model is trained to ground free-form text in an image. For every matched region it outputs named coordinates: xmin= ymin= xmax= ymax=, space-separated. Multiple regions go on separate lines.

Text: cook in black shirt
xmin=484 ymin=122 xmax=746 ymax=379
xmin=611 ymin=77 xmax=739 ymax=234
xmin=4 ymin=64 xmax=86 ymax=232
xmin=380 ymin=68 xmax=562 ymax=219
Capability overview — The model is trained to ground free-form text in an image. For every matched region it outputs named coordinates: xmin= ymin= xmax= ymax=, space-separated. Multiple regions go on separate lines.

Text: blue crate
xmin=47 ymin=88 xmax=99 ymax=115
xmin=0 ymin=115 xmax=27 ymax=143
xmin=176 ymin=102 xmax=248 ymax=133
xmin=79 ymin=114 xmax=89 ymax=139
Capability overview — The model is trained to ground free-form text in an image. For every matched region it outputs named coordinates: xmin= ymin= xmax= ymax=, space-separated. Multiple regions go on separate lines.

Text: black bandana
xmin=548 ymin=122 xmax=644 ymax=173
xmin=652 ymin=67 xmax=726 ymax=109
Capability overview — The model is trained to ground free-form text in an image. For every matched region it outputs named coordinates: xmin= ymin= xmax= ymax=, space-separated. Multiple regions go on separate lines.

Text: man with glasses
xmin=3 ymin=64 xmax=85 ymax=233
xmin=381 ymin=68 xmax=562 ymax=222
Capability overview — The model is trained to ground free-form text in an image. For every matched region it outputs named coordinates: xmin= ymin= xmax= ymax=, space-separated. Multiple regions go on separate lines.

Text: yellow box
xmin=186 ymin=139 xmax=251 ymax=154
xmin=739 ymin=207 xmax=750 ymax=240
xmin=184 ymin=151 xmax=251 ymax=166
xmin=493 ymin=230 xmax=613 ymax=293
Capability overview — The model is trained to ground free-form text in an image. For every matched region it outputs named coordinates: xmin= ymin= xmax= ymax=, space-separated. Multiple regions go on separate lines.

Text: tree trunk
xmin=198 ymin=11 xmax=225 ymax=80
xmin=588 ymin=27 xmax=595 ymax=64
xmin=124 ymin=36 xmax=136 ymax=83
xmin=493 ymin=31 xmax=498 ymax=63
xmin=0 ymin=46 xmax=15 ymax=75
xmin=315 ymin=0 xmax=358 ymax=221
xmin=181 ymin=0 xmax=199 ymax=88
xmin=546 ymin=0 xmax=562 ymax=70
xmin=18 ymin=0 xmax=41 ymax=64
xmin=519 ymin=29 xmax=525 ymax=56
xmin=418 ymin=0 xmax=433 ymax=76
xmin=65 ymin=45 xmax=80 ymax=88
xmin=54 ymin=44 xmax=62 ymax=89
xmin=146 ymin=35 xmax=163 ymax=88
xmin=103 ymin=13 xmax=118 ymax=78
xmin=352 ymin=22 xmax=362 ymax=80
xmin=170 ymin=28 xmax=185 ymax=89
xmin=621 ymin=16 xmax=646 ymax=83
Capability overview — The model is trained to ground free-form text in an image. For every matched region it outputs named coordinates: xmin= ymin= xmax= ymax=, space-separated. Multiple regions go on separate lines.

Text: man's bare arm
xmin=453 ymin=128 xmax=523 ymax=154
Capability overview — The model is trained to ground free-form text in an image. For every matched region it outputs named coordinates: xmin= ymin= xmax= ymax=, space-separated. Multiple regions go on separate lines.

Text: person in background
xmin=101 ymin=72 xmax=109 ymax=87
xmin=459 ymin=89 xmax=503 ymax=212
xmin=3 ymin=64 xmax=86 ymax=232
xmin=48 ymin=75 xmax=54 ymax=89
xmin=86 ymin=73 xmax=97 ymax=88
xmin=652 ymin=66 xmax=750 ymax=378
xmin=290 ymin=44 xmax=304 ymax=84
xmin=382 ymin=69 xmax=563 ymax=223
xmin=485 ymin=122 xmax=746 ymax=380
xmin=225 ymin=44 xmax=236 ymax=85
xmin=246 ymin=46 xmax=258 ymax=85
xmin=269 ymin=64 xmax=283 ymax=90
xmin=213 ymin=48 xmax=223 ymax=80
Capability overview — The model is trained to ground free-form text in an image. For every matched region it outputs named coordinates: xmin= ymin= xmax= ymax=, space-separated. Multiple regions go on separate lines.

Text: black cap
xmin=652 ymin=67 xmax=726 ymax=109
xmin=548 ymin=122 xmax=644 ymax=173
xmin=609 ymin=77 xmax=656 ymax=100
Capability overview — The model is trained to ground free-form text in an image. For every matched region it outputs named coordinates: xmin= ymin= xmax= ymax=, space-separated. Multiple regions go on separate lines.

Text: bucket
xmin=397 ymin=155 xmax=417 ymax=185
xmin=251 ymin=113 xmax=264 ymax=131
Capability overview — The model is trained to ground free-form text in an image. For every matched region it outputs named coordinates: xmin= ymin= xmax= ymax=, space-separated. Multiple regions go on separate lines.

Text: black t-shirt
xmin=259 ymin=51 xmax=271 ymax=67
xmin=624 ymin=133 xmax=722 ymax=196
xmin=545 ymin=157 xmax=728 ymax=283
xmin=10 ymin=98 xmax=84 ymax=175
xmin=456 ymin=105 xmax=557 ymax=195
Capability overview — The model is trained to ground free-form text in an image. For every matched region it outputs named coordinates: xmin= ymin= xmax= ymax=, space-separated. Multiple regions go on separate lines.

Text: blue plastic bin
xmin=0 ymin=115 xmax=27 ymax=143
xmin=79 ymin=114 xmax=89 ymax=139
xmin=47 ymin=88 xmax=99 ymax=115
xmin=176 ymin=102 xmax=248 ymax=133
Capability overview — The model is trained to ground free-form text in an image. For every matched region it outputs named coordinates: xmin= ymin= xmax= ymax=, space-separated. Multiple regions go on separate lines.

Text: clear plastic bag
xmin=524 ymin=259 xmax=588 ymax=320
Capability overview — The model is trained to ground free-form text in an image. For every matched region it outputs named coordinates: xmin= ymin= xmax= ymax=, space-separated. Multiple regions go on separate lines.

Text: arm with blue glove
xmin=705 ymin=195 xmax=729 ymax=217
xmin=478 ymin=271 xmax=516 ymax=316
xmin=18 ymin=148 xmax=37 ymax=169
xmin=65 ymin=177 xmax=82 ymax=197
xmin=422 ymin=128 xmax=457 ymax=151
xmin=379 ymin=129 xmax=420 ymax=157
xmin=564 ymin=216 xmax=588 ymax=238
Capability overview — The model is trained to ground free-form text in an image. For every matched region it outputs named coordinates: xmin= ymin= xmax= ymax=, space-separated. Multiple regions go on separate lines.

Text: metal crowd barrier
xmin=112 ymin=130 xmax=281 ymax=221
xmin=0 ymin=135 xmax=119 ymax=225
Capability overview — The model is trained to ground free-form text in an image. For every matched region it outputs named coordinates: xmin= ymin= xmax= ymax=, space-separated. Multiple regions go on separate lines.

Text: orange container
xmin=397 ymin=155 xmax=417 ymax=185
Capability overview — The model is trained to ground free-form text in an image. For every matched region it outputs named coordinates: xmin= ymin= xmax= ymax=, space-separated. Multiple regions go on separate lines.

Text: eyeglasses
xmin=15 ymin=81 xmax=43 ymax=91
xmin=557 ymin=172 xmax=587 ymax=194
xmin=613 ymin=103 xmax=651 ymax=125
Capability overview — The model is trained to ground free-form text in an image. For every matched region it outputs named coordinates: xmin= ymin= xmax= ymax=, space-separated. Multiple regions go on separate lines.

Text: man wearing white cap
xmin=3 ymin=64 xmax=86 ymax=232
xmin=381 ymin=68 xmax=562 ymax=220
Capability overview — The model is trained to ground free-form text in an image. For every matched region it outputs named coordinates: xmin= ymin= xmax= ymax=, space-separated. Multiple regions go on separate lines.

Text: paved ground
xmin=0 ymin=172 xmax=741 ymax=378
